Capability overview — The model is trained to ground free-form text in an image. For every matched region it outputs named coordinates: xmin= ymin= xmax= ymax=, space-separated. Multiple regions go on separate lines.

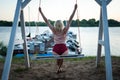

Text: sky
xmin=0 ymin=0 xmax=120 ymax=22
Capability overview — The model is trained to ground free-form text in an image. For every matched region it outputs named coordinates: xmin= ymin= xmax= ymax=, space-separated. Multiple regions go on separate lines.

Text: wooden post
xmin=96 ymin=8 xmax=103 ymax=67
xmin=1 ymin=0 xmax=31 ymax=80
xmin=20 ymin=10 xmax=30 ymax=68
xmin=95 ymin=0 xmax=113 ymax=80
xmin=1 ymin=0 xmax=22 ymax=80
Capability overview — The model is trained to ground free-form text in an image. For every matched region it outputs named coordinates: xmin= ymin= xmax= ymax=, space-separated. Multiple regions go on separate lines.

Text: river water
xmin=0 ymin=26 xmax=120 ymax=56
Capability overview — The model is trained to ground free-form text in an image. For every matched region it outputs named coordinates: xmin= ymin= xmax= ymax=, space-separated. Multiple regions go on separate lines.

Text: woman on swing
xmin=39 ymin=3 xmax=77 ymax=73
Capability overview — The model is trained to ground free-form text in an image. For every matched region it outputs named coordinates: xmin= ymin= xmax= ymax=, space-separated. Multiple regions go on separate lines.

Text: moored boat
xmin=14 ymin=30 xmax=81 ymax=55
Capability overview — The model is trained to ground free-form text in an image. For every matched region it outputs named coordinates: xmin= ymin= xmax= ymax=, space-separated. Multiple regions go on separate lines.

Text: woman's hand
xmin=74 ymin=4 xmax=77 ymax=10
xmin=39 ymin=7 xmax=42 ymax=13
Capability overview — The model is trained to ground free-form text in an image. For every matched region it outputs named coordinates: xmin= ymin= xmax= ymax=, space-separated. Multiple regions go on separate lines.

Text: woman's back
xmin=53 ymin=31 xmax=67 ymax=44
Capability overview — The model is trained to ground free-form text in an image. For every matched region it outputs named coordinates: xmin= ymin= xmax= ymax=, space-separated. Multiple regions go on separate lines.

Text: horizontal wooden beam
xmin=98 ymin=40 xmax=104 ymax=46
xmin=31 ymin=54 xmax=84 ymax=60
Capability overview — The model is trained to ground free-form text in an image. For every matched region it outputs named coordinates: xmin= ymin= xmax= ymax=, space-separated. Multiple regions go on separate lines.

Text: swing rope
xmin=30 ymin=0 xmax=84 ymax=60
xmin=35 ymin=0 xmax=41 ymax=36
xmin=30 ymin=0 xmax=41 ymax=56
xmin=76 ymin=0 xmax=82 ymax=53
xmin=26 ymin=6 xmax=31 ymax=38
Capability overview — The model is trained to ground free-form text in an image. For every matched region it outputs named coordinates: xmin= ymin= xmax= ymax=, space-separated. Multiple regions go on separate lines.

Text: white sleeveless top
xmin=53 ymin=32 xmax=66 ymax=44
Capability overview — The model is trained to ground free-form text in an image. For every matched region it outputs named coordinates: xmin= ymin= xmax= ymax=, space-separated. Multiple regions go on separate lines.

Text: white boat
xmin=14 ymin=30 xmax=81 ymax=55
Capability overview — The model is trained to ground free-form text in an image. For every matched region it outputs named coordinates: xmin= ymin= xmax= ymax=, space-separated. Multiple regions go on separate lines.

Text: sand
xmin=0 ymin=57 xmax=120 ymax=80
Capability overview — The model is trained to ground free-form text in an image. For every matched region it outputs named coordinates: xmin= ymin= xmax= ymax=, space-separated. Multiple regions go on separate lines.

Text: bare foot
xmin=56 ymin=68 xmax=65 ymax=74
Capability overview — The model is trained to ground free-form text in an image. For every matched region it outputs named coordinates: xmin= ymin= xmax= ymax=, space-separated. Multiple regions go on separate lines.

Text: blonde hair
xmin=54 ymin=20 xmax=64 ymax=31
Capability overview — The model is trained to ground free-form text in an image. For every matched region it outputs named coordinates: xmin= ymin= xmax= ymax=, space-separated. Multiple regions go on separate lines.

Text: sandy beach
xmin=0 ymin=57 xmax=120 ymax=80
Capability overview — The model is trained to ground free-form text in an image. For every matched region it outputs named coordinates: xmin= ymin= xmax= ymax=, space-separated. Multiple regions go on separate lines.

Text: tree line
xmin=0 ymin=18 xmax=120 ymax=27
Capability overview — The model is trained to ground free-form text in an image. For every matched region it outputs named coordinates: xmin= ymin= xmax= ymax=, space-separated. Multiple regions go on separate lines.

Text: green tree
xmin=108 ymin=19 xmax=120 ymax=27
xmin=88 ymin=18 xmax=96 ymax=26
xmin=80 ymin=19 xmax=89 ymax=26
xmin=71 ymin=20 xmax=77 ymax=26
xmin=0 ymin=42 xmax=7 ymax=56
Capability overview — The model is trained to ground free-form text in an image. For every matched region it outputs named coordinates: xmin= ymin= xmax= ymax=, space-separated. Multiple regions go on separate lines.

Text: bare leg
xmin=53 ymin=50 xmax=68 ymax=73
xmin=57 ymin=59 xmax=63 ymax=67
xmin=56 ymin=59 xmax=63 ymax=73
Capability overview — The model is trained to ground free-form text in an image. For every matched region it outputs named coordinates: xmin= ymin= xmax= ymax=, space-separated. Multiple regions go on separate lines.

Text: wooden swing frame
xmin=1 ymin=0 xmax=113 ymax=80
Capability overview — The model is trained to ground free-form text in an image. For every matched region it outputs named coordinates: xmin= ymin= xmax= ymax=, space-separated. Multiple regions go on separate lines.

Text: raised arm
xmin=39 ymin=7 xmax=54 ymax=31
xmin=64 ymin=4 xmax=77 ymax=32
xmin=68 ymin=4 xmax=77 ymax=25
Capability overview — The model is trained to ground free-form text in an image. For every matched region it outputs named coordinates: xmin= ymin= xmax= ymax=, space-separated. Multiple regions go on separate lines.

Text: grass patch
xmin=64 ymin=56 xmax=96 ymax=62
xmin=30 ymin=58 xmax=56 ymax=64
xmin=0 ymin=58 xmax=5 ymax=63
xmin=12 ymin=57 xmax=25 ymax=63
xmin=14 ymin=67 xmax=29 ymax=73
xmin=0 ymin=56 xmax=119 ymax=64
xmin=30 ymin=56 xmax=96 ymax=63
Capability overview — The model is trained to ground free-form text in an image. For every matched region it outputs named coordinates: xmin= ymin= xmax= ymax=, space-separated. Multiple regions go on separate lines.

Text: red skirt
xmin=53 ymin=44 xmax=68 ymax=55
